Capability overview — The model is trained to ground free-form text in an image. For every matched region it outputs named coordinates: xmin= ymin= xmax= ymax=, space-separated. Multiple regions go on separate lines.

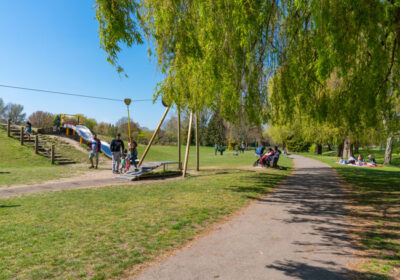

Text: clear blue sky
xmin=0 ymin=1 xmax=167 ymax=129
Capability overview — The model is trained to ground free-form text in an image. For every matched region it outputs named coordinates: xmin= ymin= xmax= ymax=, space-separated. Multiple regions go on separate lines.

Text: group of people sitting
xmin=254 ymin=146 xmax=281 ymax=167
xmin=340 ymin=154 xmax=377 ymax=167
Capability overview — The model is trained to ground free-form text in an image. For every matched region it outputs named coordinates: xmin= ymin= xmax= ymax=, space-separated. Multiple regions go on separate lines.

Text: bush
xmin=287 ymin=136 xmax=311 ymax=152
xmin=228 ymin=138 xmax=238 ymax=150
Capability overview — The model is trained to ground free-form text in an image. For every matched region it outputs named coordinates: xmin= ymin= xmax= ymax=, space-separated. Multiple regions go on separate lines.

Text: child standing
xmin=124 ymin=152 xmax=130 ymax=172
xmin=120 ymin=150 xmax=127 ymax=173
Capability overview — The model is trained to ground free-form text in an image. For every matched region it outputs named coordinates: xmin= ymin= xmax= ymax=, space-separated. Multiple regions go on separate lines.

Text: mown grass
xmin=0 ymin=156 xmax=293 ymax=279
xmin=299 ymin=151 xmax=400 ymax=279
xmin=39 ymin=135 xmax=90 ymax=164
xmin=97 ymin=133 xmax=262 ymax=169
xmin=0 ymin=128 xmax=83 ymax=187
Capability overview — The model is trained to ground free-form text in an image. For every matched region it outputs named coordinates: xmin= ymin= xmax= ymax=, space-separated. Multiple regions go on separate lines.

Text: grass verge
xmin=299 ymin=152 xmax=400 ymax=279
xmin=0 ymin=156 xmax=292 ymax=279
xmin=0 ymin=128 xmax=83 ymax=187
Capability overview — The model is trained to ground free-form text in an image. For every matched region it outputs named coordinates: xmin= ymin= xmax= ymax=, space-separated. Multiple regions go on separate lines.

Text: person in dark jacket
xmin=110 ymin=133 xmax=125 ymax=174
xmin=89 ymin=133 xmax=101 ymax=169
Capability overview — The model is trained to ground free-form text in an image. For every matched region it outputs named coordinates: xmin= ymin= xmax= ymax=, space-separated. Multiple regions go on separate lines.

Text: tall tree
xmin=4 ymin=103 xmax=26 ymax=124
xmin=0 ymin=98 xmax=6 ymax=120
xmin=28 ymin=111 xmax=54 ymax=128
xmin=206 ymin=111 xmax=226 ymax=146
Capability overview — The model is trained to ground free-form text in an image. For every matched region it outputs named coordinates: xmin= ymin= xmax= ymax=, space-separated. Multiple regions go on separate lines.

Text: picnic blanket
xmin=337 ymin=162 xmax=383 ymax=168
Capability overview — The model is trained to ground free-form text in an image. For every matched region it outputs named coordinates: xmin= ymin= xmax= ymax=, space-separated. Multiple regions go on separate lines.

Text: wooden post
xmin=35 ymin=135 xmax=39 ymax=154
xmin=138 ymin=106 xmax=170 ymax=167
xmin=7 ymin=119 xmax=10 ymax=137
xmin=80 ymin=137 xmax=83 ymax=144
xmin=182 ymin=112 xmax=193 ymax=178
xmin=195 ymin=112 xmax=199 ymax=171
xmin=177 ymin=107 xmax=182 ymax=170
xmin=51 ymin=145 xmax=55 ymax=164
xmin=20 ymin=127 xmax=24 ymax=145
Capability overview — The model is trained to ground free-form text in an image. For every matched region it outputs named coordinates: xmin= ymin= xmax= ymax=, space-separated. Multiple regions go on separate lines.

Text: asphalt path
xmin=135 ymin=154 xmax=354 ymax=280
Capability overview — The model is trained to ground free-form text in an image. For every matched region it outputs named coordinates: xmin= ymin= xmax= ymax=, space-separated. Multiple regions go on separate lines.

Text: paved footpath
xmin=135 ymin=155 xmax=355 ymax=280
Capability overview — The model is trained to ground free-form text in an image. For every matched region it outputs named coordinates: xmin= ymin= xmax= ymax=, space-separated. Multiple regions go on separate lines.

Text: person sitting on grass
xmin=348 ymin=155 xmax=356 ymax=165
xmin=356 ymin=154 xmax=364 ymax=166
xmin=367 ymin=154 xmax=377 ymax=166
xmin=89 ymin=133 xmax=101 ymax=169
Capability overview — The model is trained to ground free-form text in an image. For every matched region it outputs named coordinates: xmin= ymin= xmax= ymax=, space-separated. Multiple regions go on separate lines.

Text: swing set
xmin=137 ymin=101 xmax=200 ymax=178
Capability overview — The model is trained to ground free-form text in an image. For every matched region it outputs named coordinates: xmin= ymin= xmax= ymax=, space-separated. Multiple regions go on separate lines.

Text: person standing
xmin=25 ymin=120 xmax=32 ymax=140
xmin=110 ymin=133 xmax=125 ymax=174
xmin=241 ymin=142 xmax=245 ymax=153
xmin=215 ymin=143 xmax=218 ymax=156
xmin=89 ymin=133 xmax=101 ymax=169
xmin=129 ymin=139 xmax=139 ymax=171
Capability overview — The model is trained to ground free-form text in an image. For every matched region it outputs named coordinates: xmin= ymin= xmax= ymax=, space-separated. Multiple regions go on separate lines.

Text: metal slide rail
xmin=63 ymin=124 xmax=112 ymax=158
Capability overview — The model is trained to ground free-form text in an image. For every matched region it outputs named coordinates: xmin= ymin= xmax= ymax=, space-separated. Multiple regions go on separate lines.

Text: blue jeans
xmin=130 ymin=154 xmax=138 ymax=168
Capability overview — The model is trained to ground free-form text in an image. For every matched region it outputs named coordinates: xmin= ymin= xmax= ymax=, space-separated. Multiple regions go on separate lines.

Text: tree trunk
xmin=327 ymin=144 xmax=332 ymax=151
xmin=314 ymin=144 xmax=322 ymax=154
xmin=343 ymin=136 xmax=352 ymax=158
xmin=354 ymin=141 xmax=359 ymax=154
xmin=337 ymin=142 xmax=343 ymax=157
xmin=384 ymin=132 xmax=394 ymax=165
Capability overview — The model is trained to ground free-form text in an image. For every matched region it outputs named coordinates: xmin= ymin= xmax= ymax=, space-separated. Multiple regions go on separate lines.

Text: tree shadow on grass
xmin=0 ymin=204 xmax=21 ymax=208
xmin=0 ymin=172 xmax=11 ymax=174
xmin=226 ymin=171 xmax=289 ymax=195
xmin=266 ymin=260 xmax=392 ymax=280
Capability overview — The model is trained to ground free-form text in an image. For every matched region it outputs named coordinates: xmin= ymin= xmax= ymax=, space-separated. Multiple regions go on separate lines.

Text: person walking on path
xmin=88 ymin=133 xmax=101 ymax=169
xmin=110 ymin=133 xmax=125 ymax=174
xmin=215 ymin=143 xmax=218 ymax=156
xmin=129 ymin=139 xmax=139 ymax=171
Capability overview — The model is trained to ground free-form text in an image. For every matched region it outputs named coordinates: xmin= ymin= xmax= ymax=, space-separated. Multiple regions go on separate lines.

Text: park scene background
xmin=1 ymin=1 xmax=400 ymax=280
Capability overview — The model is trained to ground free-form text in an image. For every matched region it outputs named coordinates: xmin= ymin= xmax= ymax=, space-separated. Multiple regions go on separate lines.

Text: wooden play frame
xmin=137 ymin=104 xmax=200 ymax=178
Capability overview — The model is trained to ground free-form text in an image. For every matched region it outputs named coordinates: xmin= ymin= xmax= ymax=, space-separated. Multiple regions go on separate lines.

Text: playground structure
xmin=239 ymin=137 xmax=258 ymax=149
xmin=135 ymin=102 xmax=200 ymax=178
xmin=59 ymin=114 xmax=84 ymax=137
xmin=118 ymin=101 xmax=201 ymax=180
xmin=62 ymin=124 xmax=112 ymax=158
xmin=52 ymin=100 xmax=200 ymax=180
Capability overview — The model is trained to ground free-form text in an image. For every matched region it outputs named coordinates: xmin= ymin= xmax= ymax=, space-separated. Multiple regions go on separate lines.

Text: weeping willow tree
xmin=95 ymin=0 xmax=400 ymax=162
xmin=95 ymin=0 xmax=281 ymax=124
xmin=268 ymin=0 xmax=400 ymax=162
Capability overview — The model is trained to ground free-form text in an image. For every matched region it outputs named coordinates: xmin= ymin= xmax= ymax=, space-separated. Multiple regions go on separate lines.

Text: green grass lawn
xmin=39 ymin=135 xmax=91 ymax=164
xmin=299 ymin=151 xmax=400 ymax=279
xmin=0 ymin=156 xmax=293 ymax=279
xmin=137 ymin=144 xmax=259 ymax=169
xmin=0 ymin=129 xmax=84 ymax=187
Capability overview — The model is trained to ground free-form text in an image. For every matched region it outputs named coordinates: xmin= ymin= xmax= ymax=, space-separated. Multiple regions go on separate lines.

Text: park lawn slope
xmin=299 ymin=152 xmax=400 ymax=279
xmin=0 ymin=128 xmax=83 ymax=187
xmin=0 ymin=156 xmax=292 ymax=279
